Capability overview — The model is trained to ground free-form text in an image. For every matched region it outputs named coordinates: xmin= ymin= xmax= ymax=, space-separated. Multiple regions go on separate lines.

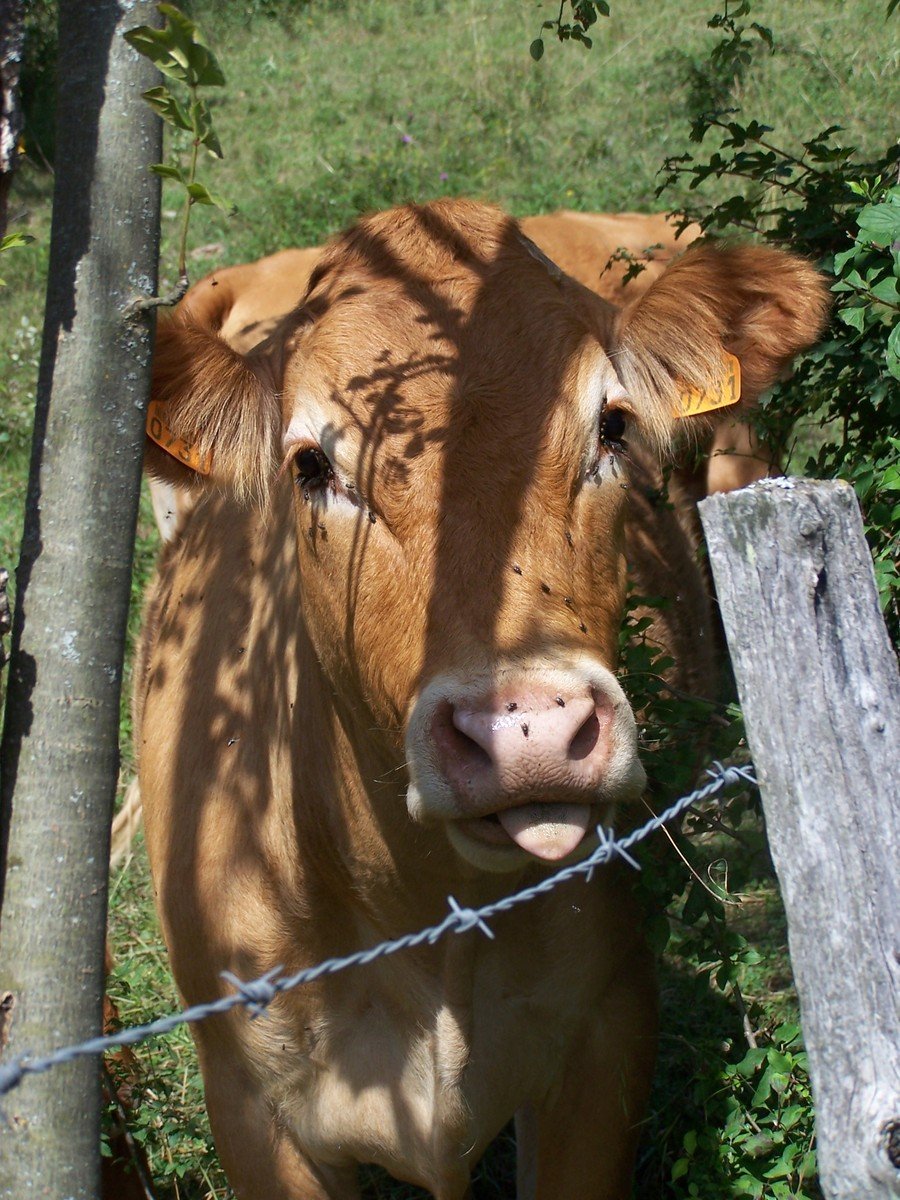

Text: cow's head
xmin=148 ymin=200 xmax=827 ymax=872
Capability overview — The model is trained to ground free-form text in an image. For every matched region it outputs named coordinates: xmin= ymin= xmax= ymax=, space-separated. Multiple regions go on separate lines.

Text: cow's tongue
xmin=496 ymin=802 xmax=592 ymax=861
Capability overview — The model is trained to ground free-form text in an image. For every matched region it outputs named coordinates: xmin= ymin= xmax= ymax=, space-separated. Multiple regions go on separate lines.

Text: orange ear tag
xmin=146 ymin=399 xmax=212 ymax=475
xmin=673 ymin=352 xmax=741 ymax=419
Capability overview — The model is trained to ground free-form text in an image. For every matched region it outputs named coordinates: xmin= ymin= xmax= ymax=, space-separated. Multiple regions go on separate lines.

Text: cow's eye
xmin=599 ymin=406 xmax=627 ymax=453
xmin=295 ymin=446 xmax=333 ymax=490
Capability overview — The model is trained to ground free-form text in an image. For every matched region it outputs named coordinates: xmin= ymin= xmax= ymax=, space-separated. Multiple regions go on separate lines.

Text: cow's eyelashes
xmin=599 ymin=405 xmax=628 ymax=454
xmin=295 ymin=446 xmax=333 ymax=492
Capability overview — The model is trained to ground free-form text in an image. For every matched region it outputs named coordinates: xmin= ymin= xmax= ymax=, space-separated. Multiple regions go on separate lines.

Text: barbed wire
xmin=0 ymin=760 xmax=756 ymax=1099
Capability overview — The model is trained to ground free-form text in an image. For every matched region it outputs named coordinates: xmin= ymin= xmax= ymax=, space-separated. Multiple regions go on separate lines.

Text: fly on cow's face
xmin=295 ymin=446 xmax=333 ymax=495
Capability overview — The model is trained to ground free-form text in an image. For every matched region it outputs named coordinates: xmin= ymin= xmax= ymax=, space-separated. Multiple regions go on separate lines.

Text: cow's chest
xmin=247 ymin=916 xmax=598 ymax=1195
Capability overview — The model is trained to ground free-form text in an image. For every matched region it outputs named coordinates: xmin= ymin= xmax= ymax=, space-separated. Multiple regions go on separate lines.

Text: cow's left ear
xmin=145 ymin=314 xmax=283 ymax=503
xmin=614 ymin=242 xmax=830 ymax=441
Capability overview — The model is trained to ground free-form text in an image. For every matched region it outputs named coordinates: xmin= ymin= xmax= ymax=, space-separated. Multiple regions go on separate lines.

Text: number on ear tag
xmin=673 ymin=352 xmax=741 ymax=418
xmin=146 ymin=400 xmax=212 ymax=475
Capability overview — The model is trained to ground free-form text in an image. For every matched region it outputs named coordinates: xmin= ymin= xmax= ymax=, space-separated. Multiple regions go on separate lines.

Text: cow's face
xmin=150 ymin=201 xmax=828 ymax=872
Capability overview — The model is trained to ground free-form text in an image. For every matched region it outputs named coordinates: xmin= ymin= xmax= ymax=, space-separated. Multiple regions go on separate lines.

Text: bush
xmin=654 ymin=5 xmax=899 ymax=644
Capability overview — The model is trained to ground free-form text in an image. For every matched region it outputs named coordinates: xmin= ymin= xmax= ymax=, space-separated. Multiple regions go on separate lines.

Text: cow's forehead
xmin=292 ymin=203 xmax=618 ymax=425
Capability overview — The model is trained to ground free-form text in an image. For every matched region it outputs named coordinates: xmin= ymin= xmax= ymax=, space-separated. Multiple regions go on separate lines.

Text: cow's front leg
xmin=516 ymin=955 xmax=658 ymax=1200
xmin=201 ymin=1057 xmax=360 ymax=1200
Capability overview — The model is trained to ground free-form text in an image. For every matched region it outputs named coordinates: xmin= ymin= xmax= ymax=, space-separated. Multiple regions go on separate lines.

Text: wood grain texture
xmin=700 ymin=478 xmax=900 ymax=1200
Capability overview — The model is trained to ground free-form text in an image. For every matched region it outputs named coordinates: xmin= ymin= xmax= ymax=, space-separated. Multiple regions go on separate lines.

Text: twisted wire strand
xmin=0 ymin=761 xmax=756 ymax=1098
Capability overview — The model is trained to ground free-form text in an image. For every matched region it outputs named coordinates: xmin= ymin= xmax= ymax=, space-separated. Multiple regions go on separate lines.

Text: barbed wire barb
xmin=220 ymin=965 xmax=284 ymax=1018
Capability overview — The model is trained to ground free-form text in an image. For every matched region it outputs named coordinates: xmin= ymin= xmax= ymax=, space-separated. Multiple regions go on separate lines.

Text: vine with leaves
xmin=124 ymin=3 xmax=233 ymax=306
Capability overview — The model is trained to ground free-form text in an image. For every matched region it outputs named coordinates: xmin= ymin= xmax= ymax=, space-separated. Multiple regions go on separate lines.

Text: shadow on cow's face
xmin=148 ymin=198 xmax=828 ymax=874
xmin=277 ymin=203 xmax=651 ymax=871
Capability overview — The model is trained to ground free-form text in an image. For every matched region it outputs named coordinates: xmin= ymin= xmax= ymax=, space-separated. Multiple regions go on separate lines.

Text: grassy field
xmin=2 ymin=0 xmax=897 ymax=1195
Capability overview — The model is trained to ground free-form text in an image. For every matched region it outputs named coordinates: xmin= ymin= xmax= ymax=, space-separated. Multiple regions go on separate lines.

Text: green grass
xmin=157 ymin=0 xmax=896 ymax=273
xmin=2 ymin=0 xmax=897 ymax=1196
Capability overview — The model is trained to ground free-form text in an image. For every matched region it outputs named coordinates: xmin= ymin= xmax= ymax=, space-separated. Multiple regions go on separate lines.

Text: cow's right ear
xmin=145 ymin=314 xmax=282 ymax=503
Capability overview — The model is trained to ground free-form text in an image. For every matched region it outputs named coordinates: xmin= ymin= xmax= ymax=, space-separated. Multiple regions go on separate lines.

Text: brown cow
xmin=136 ymin=199 xmax=827 ymax=1199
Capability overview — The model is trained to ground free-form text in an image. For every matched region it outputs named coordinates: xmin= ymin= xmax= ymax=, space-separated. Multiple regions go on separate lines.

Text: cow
xmin=135 ymin=198 xmax=828 ymax=1200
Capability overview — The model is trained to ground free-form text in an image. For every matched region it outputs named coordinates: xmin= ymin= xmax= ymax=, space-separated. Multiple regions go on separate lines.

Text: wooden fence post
xmin=699 ymin=478 xmax=900 ymax=1200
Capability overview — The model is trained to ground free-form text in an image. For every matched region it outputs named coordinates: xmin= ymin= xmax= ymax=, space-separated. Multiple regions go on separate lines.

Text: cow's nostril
xmin=431 ymin=703 xmax=493 ymax=773
xmin=569 ymin=709 xmax=600 ymax=762
xmin=449 ymin=724 xmax=493 ymax=770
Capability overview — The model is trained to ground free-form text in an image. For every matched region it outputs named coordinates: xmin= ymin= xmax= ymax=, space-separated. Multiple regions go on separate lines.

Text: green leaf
xmin=735 ymin=1047 xmax=766 ymax=1078
xmin=751 ymin=1067 xmax=773 ymax=1107
xmin=734 ymin=1175 xmax=765 ymax=1199
xmin=141 ymin=85 xmax=192 ymax=131
xmin=149 ymin=162 xmax=185 ymax=182
xmin=186 ymin=181 xmax=215 ymax=203
xmin=671 ymin=1157 xmax=690 ymax=1181
xmin=838 ymin=305 xmax=867 ymax=332
xmin=124 ymin=25 xmax=189 ymax=84
xmin=186 ymin=182 xmax=235 ymax=213
xmin=159 ymin=3 xmax=226 ymax=87
xmin=530 ymin=38 xmax=545 ymax=61
xmin=798 ymin=1149 xmax=817 ymax=1179
xmin=0 ymin=229 xmax=34 ymax=283
xmin=832 ymin=246 xmax=859 ymax=273
xmin=858 ymin=198 xmax=900 ymax=248
xmin=751 ymin=22 xmax=774 ymax=50
xmin=840 ymin=267 xmax=867 ymax=290
xmin=764 ymin=1142 xmax=802 ymax=1179
xmin=0 ymin=231 xmax=35 ymax=252
xmin=744 ymin=1132 xmax=776 ymax=1158
xmin=780 ymin=1104 xmax=804 ymax=1130
xmin=715 ymin=961 xmax=737 ymax=989
xmin=128 ymin=6 xmax=226 ymax=88
xmin=870 ymin=275 xmax=900 ymax=305
xmin=776 ymin=1022 xmax=801 ymax=1045
xmin=201 ymin=125 xmax=224 ymax=159
xmin=766 ymin=1049 xmax=793 ymax=1073
xmin=681 ymin=878 xmax=709 ymax=925
xmin=190 ymin=98 xmax=224 ymax=158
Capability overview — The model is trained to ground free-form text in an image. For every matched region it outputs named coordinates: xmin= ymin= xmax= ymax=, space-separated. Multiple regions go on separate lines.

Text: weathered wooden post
xmin=699 ymin=478 xmax=900 ymax=1200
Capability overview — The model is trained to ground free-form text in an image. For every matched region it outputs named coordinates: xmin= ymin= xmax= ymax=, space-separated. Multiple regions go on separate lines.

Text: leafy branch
xmin=706 ymin=0 xmax=773 ymax=73
xmin=530 ymin=0 xmax=610 ymax=61
xmin=124 ymin=3 xmax=233 ymax=310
